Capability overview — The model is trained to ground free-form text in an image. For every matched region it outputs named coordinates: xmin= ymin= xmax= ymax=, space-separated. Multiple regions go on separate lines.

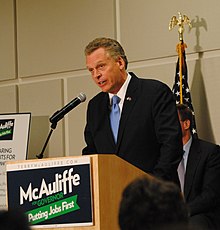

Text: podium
xmin=6 ymin=154 xmax=151 ymax=230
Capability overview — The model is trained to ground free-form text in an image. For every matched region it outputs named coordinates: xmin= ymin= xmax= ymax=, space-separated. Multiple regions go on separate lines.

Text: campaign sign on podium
xmin=6 ymin=156 xmax=93 ymax=228
xmin=0 ymin=113 xmax=31 ymax=209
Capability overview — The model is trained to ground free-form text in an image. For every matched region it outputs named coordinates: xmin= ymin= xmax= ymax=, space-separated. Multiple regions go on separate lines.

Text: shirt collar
xmin=183 ymin=135 xmax=192 ymax=156
xmin=109 ymin=72 xmax=131 ymax=104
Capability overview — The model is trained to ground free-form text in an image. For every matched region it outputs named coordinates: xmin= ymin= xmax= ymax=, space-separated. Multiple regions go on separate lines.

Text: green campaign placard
xmin=6 ymin=156 xmax=93 ymax=228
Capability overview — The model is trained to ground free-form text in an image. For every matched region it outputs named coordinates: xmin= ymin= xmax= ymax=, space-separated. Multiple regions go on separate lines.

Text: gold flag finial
xmin=169 ymin=12 xmax=192 ymax=41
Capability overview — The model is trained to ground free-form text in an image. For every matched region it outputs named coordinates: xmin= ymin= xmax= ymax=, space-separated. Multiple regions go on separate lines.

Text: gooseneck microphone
xmin=36 ymin=92 xmax=86 ymax=159
xmin=49 ymin=92 xmax=86 ymax=124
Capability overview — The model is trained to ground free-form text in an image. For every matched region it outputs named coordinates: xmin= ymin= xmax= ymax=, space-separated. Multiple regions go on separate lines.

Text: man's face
xmin=86 ymin=47 xmax=126 ymax=94
xmin=178 ymin=111 xmax=190 ymax=138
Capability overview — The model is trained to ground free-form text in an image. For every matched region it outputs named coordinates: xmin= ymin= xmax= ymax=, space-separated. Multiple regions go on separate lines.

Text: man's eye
xmin=99 ymin=64 xmax=104 ymax=69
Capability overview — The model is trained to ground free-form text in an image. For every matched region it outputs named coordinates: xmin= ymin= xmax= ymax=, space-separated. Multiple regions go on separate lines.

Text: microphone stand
xmin=35 ymin=93 xmax=86 ymax=159
xmin=36 ymin=122 xmax=57 ymax=159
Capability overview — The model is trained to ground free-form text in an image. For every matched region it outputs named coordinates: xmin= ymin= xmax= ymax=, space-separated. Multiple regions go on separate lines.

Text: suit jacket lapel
xmin=184 ymin=139 xmax=201 ymax=199
xmin=116 ymin=73 xmax=138 ymax=151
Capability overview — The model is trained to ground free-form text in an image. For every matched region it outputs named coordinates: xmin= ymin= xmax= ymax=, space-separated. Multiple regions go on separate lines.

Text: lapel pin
xmin=126 ymin=97 xmax=132 ymax=101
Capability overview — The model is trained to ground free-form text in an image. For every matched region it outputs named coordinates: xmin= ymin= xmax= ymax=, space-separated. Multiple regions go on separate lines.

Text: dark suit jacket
xmin=82 ymin=73 xmax=183 ymax=183
xmin=184 ymin=138 xmax=220 ymax=228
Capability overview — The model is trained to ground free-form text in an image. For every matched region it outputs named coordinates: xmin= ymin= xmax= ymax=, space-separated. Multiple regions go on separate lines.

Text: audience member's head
xmin=0 ymin=209 xmax=31 ymax=230
xmin=177 ymin=104 xmax=193 ymax=130
xmin=177 ymin=104 xmax=192 ymax=122
xmin=118 ymin=176 xmax=189 ymax=230
xmin=177 ymin=104 xmax=193 ymax=144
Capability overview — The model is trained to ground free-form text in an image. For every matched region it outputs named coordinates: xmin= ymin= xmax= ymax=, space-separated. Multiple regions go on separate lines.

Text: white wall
xmin=0 ymin=0 xmax=219 ymax=159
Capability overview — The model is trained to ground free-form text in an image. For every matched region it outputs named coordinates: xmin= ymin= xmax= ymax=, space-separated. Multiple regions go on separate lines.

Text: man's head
xmin=85 ymin=37 xmax=128 ymax=69
xmin=85 ymin=37 xmax=128 ymax=94
xmin=0 ymin=209 xmax=31 ymax=230
xmin=118 ymin=176 xmax=189 ymax=230
xmin=177 ymin=104 xmax=192 ymax=144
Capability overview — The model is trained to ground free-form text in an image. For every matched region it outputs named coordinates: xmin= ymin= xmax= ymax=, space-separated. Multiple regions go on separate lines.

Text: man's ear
xmin=117 ymin=56 xmax=125 ymax=70
xmin=184 ymin=119 xmax=191 ymax=130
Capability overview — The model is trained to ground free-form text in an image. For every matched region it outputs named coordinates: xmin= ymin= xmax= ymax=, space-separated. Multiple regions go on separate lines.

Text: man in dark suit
xmin=82 ymin=37 xmax=183 ymax=183
xmin=177 ymin=104 xmax=220 ymax=229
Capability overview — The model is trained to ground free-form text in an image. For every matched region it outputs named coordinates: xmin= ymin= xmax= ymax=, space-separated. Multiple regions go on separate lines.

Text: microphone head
xmin=78 ymin=92 xmax=86 ymax=102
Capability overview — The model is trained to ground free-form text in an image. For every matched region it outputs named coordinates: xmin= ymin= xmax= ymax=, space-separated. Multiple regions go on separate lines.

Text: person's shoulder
xmin=91 ymin=91 xmax=105 ymax=100
xmin=194 ymin=138 xmax=220 ymax=152
xmin=196 ymin=138 xmax=218 ymax=146
xmin=129 ymin=72 xmax=170 ymax=90
xmin=88 ymin=91 xmax=107 ymax=106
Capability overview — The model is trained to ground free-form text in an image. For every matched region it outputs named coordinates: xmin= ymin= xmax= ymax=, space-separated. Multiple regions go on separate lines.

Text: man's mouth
xmin=99 ymin=80 xmax=106 ymax=86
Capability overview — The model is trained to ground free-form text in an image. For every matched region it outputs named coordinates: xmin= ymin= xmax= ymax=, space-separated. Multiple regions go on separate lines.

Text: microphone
xmin=49 ymin=92 xmax=86 ymax=124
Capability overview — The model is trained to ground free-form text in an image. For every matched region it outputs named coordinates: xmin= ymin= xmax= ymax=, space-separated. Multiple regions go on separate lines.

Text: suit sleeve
xmin=151 ymin=83 xmax=183 ymax=183
xmin=188 ymin=144 xmax=220 ymax=216
xmin=82 ymin=101 xmax=97 ymax=155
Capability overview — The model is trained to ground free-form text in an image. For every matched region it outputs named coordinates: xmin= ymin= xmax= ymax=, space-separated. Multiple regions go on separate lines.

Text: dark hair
xmin=118 ymin=176 xmax=189 ymax=230
xmin=177 ymin=104 xmax=193 ymax=124
xmin=84 ymin=37 xmax=128 ymax=69
xmin=0 ymin=209 xmax=31 ymax=230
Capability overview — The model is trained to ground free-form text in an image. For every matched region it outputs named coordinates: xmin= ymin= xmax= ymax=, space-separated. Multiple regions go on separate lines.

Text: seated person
xmin=177 ymin=104 xmax=220 ymax=230
xmin=118 ymin=176 xmax=189 ymax=230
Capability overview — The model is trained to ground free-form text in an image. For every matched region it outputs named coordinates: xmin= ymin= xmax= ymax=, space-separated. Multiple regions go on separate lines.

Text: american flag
xmin=172 ymin=44 xmax=198 ymax=138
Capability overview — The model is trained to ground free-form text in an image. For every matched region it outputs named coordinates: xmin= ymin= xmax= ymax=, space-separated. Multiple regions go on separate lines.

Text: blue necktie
xmin=110 ymin=95 xmax=121 ymax=143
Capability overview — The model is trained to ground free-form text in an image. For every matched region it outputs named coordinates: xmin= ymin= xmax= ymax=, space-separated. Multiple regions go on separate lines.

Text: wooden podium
xmin=6 ymin=154 xmax=151 ymax=230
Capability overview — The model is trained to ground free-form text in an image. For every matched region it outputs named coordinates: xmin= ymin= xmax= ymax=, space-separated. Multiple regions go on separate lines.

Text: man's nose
xmin=94 ymin=69 xmax=101 ymax=79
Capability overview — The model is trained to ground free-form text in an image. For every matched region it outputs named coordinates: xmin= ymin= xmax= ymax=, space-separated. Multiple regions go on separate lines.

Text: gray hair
xmin=84 ymin=37 xmax=128 ymax=69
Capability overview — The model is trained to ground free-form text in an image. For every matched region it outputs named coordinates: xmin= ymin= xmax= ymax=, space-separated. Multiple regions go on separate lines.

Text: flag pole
xmin=169 ymin=12 xmax=192 ymax=104
xmin=176 ymin=42 xmax=186 ymax=104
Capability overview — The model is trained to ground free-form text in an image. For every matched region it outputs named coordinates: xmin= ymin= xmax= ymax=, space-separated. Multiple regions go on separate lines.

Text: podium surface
xmin=6 ymin=154 xmax=151 ymax=230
